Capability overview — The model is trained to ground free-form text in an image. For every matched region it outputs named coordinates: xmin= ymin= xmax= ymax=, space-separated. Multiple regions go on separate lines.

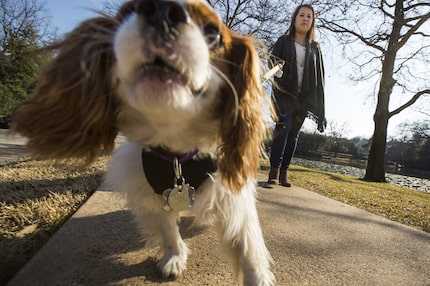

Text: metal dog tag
xmin=163 ymin=184 xmax=195 ymax=212
xmin=162 ymin=157 xmax=196 ymax=211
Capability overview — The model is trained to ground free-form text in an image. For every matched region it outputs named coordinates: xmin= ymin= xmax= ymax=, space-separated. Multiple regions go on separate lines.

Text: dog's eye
xmin=203 ymin=24 xmax=222 ymax=50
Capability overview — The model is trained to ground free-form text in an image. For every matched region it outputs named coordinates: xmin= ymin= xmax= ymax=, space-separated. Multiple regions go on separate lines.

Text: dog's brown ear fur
xmin=218 ymin=34 xmax=266 ymax=193
xmin=12 ymin=16 xmax=119 ymax=163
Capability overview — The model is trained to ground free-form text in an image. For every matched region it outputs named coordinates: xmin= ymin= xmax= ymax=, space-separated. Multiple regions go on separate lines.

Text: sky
xmin=43 ymin=0 xmax=429 ymax=139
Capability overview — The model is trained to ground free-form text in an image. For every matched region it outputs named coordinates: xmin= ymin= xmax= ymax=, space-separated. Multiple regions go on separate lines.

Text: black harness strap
xmin=141 ymin=149 xmax=217 ymax=195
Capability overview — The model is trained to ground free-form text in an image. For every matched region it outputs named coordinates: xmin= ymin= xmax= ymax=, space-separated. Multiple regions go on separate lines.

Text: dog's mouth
xmin=139 ymin=57 xmax=185 ymax=83
xmin=136 ymin=57 xmax=205 ymax=96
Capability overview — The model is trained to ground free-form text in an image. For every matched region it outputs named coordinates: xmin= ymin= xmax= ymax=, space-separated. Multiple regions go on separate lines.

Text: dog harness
xmin=141 ymin=148 xmax=217 ymax=195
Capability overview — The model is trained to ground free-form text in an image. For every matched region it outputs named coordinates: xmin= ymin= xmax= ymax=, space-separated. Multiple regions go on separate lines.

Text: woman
xmin=267 ymin=4 xmax=326 ymax=187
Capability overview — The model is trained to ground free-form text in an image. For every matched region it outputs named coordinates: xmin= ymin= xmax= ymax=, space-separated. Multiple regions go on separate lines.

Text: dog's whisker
xmin=211 ymin=56 xmax=241 ymax=69
xmin=211 ymin=65 xmax=239 ymax=126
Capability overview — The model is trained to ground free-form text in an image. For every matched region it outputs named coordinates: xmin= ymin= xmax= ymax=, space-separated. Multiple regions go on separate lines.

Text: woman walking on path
xmin=267 ymin=4 xmax=326 ymax=187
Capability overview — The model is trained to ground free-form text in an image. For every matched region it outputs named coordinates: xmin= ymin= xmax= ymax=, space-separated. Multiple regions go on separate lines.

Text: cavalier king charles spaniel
xmin=12 ymin=0 xmax=275 ymax=284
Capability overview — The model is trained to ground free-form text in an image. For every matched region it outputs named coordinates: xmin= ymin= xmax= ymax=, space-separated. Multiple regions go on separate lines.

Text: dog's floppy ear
xmin=218 ymin=34 xmax=266 ymax=193
xmin=12 ymin=16 xmax=119 ymax=163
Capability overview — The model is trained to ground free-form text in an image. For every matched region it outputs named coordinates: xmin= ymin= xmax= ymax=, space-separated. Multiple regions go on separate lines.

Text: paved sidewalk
xmin=7 ymin=173 xmax=430 ymax=285
xmin=0 ymin=129 xmax=28 ymax=162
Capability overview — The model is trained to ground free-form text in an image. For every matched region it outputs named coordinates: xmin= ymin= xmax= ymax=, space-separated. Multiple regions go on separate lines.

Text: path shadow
xmin=6 ymin=209 xmax=209 ymax=285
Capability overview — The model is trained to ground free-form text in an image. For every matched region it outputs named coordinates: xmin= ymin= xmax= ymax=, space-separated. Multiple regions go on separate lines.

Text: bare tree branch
xmin=398 ymin=12 xmax=430 ymax=50
xmin=389 ymin=89 xmax=430 ymax=118
xmin=320 ymin=20 xmax=386 ymax=53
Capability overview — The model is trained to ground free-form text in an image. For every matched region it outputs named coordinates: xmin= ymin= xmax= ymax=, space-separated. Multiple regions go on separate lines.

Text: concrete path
xmin=2 ymin=129 xmax=430 ymax=285
xmin=6 ymin=174 xmax=430 ymax=286
xmin=0 ymin=129 xmax=28 ymax=162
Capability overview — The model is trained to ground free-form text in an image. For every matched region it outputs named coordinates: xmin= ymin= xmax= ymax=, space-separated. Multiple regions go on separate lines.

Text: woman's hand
xmin=318 ymin=117 xmax=327 ymax=132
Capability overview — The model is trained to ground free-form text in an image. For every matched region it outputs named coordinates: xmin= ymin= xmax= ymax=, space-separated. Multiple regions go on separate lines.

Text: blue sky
xmin=43 ymin=0 xmax=428 ymax=139
xmin=44 ymin=0 xmax=104 ymax=37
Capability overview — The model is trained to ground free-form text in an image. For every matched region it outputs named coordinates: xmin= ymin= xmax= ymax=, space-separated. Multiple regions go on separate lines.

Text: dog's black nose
xmin=137 ymin=0 xmax=188 ymax=29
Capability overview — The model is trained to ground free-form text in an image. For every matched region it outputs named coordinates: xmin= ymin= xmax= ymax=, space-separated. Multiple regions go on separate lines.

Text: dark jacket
xmin=271 ymin=35 xmax=325 ymax=126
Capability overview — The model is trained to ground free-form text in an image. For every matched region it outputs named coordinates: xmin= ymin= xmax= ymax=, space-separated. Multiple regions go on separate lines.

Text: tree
xmin=318 ymin=0 xmax=430 ymax=182
xmin=296 ymin=130 xmax=328 ymax=157
xmin=407 ymin=120 xmax=430 ymax=170
xmin=0 ymin=0 xmax=54 ymax=116
xmin=388 ymin=121 xmax=414 ymax=168
xmin=388 ymin=120 xmax=430 ymax=175
xmin=326 ymin=120 xmax=349 ymax=158
xmin=206 ymin=0 xmax=295 ymax=44
xmin=101 ymin=0 xmax=124 ymax=15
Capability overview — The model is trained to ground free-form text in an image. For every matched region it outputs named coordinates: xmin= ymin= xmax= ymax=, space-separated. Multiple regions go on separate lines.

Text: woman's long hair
xmin=285 ymin=4 xmax=316 ymax=43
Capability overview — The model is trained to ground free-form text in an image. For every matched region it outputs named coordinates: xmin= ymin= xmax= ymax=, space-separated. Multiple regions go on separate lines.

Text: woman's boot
xmin=279 ymin=168 xmax=291 ymax=187
xmin=267 ymin=167 xmax=279 ymax=184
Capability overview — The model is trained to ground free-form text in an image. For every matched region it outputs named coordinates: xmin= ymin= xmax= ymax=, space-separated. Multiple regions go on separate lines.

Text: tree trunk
xmin=363 ymin=1 xmax=405 ymax=182
xmin=363 ymin=57 xmax=397 ymax=182
xmin=364 ymin=111 xmax=389 ymax=182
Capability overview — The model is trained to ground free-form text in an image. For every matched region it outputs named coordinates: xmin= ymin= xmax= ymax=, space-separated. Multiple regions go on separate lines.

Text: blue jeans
xmin=269 ymin=111 xmax=306 ymax=170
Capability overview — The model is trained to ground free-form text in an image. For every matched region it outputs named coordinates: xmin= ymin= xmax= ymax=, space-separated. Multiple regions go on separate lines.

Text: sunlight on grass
xmin=0 ymin=156 xmax=108 ymax=284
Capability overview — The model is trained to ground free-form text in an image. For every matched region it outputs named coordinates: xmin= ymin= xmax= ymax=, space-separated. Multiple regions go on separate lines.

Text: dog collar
xmin=141 ymin=148 xmax=217 ymax=195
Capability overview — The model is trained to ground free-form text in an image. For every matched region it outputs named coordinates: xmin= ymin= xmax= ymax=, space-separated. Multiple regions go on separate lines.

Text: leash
xmin=262 ymin=63 xmax=283 ymax=82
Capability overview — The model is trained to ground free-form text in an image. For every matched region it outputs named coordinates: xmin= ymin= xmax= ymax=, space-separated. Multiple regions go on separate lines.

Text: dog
xmin=12 ymin=0 xmax=275 ymax=284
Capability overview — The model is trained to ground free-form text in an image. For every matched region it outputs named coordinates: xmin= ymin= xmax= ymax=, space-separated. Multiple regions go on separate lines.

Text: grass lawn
xmin=292 ymin=165 xmax=429 ymax=231
xmin=0 ymin=156 xmax=108 ymax=285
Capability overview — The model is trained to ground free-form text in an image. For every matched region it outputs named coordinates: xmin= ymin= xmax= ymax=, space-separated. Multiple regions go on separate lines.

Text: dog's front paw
xmin=157 ymin=253 xmax=188 ymax=278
